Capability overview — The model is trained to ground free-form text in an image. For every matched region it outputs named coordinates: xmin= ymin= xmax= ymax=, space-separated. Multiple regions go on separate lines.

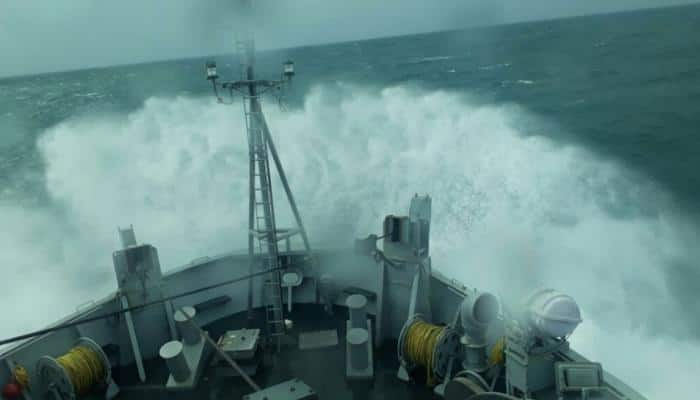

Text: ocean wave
xmin=478 ymin=62 xmax=512 ymax=71
xmin=0 ymin=85 xmax=696 ymax=398
xmin=500 ymin=79 xmax=537 ymax=87
xmin=73 ymin=92 xmax=103 ymax=98
xmin=402 ymin=55 xmax=454 ymax=65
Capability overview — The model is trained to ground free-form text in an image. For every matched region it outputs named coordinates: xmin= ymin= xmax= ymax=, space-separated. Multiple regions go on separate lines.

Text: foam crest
xmin=1 ymin=84 xmax=696 ymax=397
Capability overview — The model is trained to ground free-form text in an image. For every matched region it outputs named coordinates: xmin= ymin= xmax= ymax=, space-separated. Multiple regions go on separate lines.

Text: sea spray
xmin=0 ymin=84 xmax=695 ymax=397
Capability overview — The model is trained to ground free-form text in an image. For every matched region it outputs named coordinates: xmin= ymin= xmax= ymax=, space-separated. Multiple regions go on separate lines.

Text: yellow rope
xmin=56 ymin=346 xmax=105 ymax=396
xmin=488 ymin=337 xmax=506 ymax=366
xmin=404 ymin=319 xmax=444 ymax=386
xmin=13 ymin=365 xmax=30 ymax=389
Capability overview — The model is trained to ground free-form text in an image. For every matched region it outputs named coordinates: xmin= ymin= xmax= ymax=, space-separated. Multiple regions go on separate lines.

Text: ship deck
xmin=111 ymin=304 xmax=439 ymax=400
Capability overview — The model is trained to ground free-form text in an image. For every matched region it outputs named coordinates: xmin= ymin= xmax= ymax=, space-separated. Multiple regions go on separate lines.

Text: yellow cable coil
xmin=403 ymin=319 xmax=445 ymax=386
xmin=488 ymin=336 xmax=506 ymax=366
xmin=13 ymin=365 xmax=30 ymax=388
xmin=55 ymin=345 xmax=105 ymax=396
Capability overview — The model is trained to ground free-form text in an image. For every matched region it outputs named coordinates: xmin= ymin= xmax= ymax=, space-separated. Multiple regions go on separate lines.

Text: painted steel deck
xmin=112 ymin=304 xmax=439 ymax=400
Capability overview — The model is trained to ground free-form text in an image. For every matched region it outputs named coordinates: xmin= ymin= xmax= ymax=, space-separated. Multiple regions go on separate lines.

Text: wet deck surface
xmin=112 ymin=304 xmax=439 ymax=400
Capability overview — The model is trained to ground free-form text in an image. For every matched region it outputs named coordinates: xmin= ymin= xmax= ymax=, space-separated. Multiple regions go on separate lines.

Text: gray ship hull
xmin=0 ymin=246 xmax=646 ymax=400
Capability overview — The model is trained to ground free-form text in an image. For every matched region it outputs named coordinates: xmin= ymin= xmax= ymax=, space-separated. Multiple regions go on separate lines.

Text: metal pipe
xmin=247 ymin=127 xmax=256 ymax=321
xmin=259 ymin=115 xmax=313 ymax=256
xmin=121 ymin=296 xmax=146 ymax=382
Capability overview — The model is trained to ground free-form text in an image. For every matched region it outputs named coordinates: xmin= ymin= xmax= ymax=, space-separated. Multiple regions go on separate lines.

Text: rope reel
xmin=444 ymin=372 xmax=489 ymax=400
xmin=36 ymin=337 xmax=111 ymax=400
xmin=13 ymin=366 xmax=30 ymax=389
xmin=397 ymin=315 xmax=460 ymax=385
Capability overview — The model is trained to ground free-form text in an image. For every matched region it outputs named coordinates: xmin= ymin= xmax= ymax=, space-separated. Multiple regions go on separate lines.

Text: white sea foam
xmin=417 ymin=55 xmax=453 ymax=62
xmin=73 ymin=92 xmax=102 ymax=98
xmin=404 ymin=55 xmax=454 ymax=65
xmin=1 ymin=84 xmax=697 ymax=398
xmin=479 ymin=62 xmax=512 ymax=71
xmin=501 ymin=79 xmax=537 ymax=87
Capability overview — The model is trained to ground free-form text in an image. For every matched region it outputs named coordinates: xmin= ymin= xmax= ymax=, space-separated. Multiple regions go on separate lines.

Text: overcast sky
xmin=1 ymin=0 xmax=698 ymax=78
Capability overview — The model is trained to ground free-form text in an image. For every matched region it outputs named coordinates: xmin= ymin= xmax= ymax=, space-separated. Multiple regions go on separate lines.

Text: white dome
xmin=526 ymin=289 xmax=582 ymax=338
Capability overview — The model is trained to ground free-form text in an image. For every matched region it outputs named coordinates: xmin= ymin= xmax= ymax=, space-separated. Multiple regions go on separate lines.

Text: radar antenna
xmin=205 ymin=0 xmax=312 ymax=351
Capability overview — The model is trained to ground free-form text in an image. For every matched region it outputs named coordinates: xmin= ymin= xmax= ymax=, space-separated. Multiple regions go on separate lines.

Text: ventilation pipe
xmin=459 ymin=289 xmax=499 ymax=372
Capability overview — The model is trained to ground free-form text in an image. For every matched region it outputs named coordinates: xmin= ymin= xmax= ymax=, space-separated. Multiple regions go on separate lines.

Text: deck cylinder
xmin=174 ymin=306 xmax=200 ymax=345
xmin=346 ymin=294 xmax=368 ymax=329
xmin=347 ymin=328 xmax=369 ymax=370
xmin=159 ymin=341 xmax=191 ymax=382
xmin=460 ymin=290 xmax=499 ymax=372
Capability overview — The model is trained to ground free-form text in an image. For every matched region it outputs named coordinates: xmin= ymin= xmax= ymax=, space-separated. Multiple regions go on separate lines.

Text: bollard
xmin=346 ymin=294 xmax=368 ymax=329
xmin=347 ymin=328 xmax=369 ymax=370
xmin=159 ymin=341 xmax=191 ymax=382
xmin=174 ymin=306 xmax=200 ymax=345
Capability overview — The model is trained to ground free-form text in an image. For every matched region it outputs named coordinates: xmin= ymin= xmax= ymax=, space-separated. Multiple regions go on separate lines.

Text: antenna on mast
xmin=204 ymin=0 xmax=313 ymax=351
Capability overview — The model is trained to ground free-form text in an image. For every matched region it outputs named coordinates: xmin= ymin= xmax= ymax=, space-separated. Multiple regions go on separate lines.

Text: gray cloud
xmin=0 ymin=0 xmax=698 ymax=77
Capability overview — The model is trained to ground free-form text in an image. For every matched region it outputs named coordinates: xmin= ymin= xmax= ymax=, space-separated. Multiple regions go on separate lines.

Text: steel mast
xmin=206 ymin=0 xmax=312 ymax=350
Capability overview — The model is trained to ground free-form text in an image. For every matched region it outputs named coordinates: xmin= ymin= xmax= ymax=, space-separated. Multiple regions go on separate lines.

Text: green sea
xmin=1 ymin=4 xmax=700 ymax=398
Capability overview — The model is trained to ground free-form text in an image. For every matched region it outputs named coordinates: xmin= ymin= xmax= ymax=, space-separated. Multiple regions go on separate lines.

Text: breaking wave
xmin=2 ymin=83 xmax=699 ymax=398
xmin=478 ymin=62 xmax=512 ymax=70
xmin=402 ymin=55 xmax=455 ymax=65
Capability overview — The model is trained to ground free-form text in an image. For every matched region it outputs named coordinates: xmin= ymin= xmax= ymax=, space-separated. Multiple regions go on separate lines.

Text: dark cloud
xmin=1 ymin=0 xmax=698 ymax=77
